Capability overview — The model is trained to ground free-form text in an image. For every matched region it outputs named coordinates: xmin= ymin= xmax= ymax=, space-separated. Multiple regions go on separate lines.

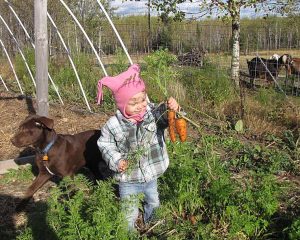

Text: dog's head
xmin=11 ymin=115 xmax=54 ymax=147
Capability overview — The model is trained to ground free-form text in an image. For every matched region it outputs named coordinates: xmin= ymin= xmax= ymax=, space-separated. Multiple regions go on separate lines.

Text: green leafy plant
xmin=109 ymin=47 xmax=128 ymax=75
xmin=16 ymin=228 xmax=33 ymax=240
xmin=6 ymin=131 xmax=295 ymax=240
xmin=15 ymin=47 xmax=36 ymax=94
xmin=153 ymin=136 xmax=285 ymax=239
xmin=44 ymin=175 xmax=135 ymax=239
xmin=0 ymin=165 xmax=34 ymax=184
xmin=176 ymin=63 xmax=237 ymax=112
xmin=288 ymin=218 xmax=300 ymax=239
xmin=143 ymin=49 xmax=178 ymax=101
xmin=235 ymin=119 xmax=244 ymax=133
xmin=126 ymin=146 xmax=147 ymax=175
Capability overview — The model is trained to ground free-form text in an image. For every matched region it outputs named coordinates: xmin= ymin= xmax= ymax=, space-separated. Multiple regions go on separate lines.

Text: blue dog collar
xmin=42 ymin=134 xmax=57 ymax=155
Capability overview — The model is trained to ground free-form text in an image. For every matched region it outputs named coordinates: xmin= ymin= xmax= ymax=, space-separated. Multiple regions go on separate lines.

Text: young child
xmin=96 ymin=64 xmax=179 ymax=230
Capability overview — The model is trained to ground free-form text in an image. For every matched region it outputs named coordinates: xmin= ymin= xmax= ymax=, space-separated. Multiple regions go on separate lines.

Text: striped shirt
xmin=97 ymin=103 xmax=169 ymax=183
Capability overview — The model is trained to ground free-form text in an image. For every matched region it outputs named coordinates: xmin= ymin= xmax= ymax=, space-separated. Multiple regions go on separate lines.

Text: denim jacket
xmin=97 ymin=102 xmax=169 ymax=183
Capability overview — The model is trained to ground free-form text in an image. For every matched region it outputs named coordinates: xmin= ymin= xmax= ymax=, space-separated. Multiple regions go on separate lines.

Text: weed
xmin=109 ymin=48 xmax=128 ymax=74
xmin=16 ymin=228 xmax=33 ymax=240
xmin=45 ymin=176 xmax=134 ymax=239
xmin=0 ymin=165 xmax=34 ymax=184
xmin=126 ymin=146 xmax=147 ymax=175
xmin=181 ymin=63 xmax=236 ymax=106
xmin=143 ymin=49 xmax=179 ymax=101
xmin=255 ymin=88 xmax=285 ymax=107
xmin=288 ymin=218 xmax=300 ymax=239
xmin=4 ymin=135 xmax=295 ymax=240
xmin=15 ymin=47 xmax=35 ymax=94
xmin=155 ymin=137 xmax=285 ymax=239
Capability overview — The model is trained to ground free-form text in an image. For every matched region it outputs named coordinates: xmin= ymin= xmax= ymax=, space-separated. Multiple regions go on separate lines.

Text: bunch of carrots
xmin=168 ymin=110 xmax=187 ymax=142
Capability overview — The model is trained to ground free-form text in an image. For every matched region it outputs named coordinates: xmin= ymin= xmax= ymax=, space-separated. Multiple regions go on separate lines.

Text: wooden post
xmin=35 ymin=0 xmax=48 ymax=116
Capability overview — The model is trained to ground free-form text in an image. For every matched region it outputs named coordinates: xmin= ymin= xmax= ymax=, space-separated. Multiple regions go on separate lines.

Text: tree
xmin=65 ymin=0 xmax=114 ymax=52
xmin=123 ymin=0 xmax=153 ymax=52
xmin=151 ymin=0 xmax=299 ymax=88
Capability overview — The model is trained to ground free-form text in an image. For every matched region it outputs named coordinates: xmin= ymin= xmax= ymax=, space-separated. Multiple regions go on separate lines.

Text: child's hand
xmin=167 ymin=97 xmax=179 ymax=112
xmin=118 ymin=159 xmax=128 ymax=172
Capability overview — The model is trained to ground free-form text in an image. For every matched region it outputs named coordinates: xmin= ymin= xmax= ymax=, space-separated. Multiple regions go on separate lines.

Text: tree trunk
xmin=148 ymin=0 xmax=151 ymax=53
xmin=98 ymin=28 xmax=102 ymax=56
xmin=231 ymin=10 xmax=240 ymax=89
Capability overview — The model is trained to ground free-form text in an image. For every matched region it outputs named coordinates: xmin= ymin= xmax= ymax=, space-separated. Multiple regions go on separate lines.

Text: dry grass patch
xmin=244 ymin=114 xmax=285 ymax=137
xmin=220 ymin=96 xmax=299 ymax=139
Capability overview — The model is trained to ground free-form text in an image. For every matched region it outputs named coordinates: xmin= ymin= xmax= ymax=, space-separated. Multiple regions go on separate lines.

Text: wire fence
xmin=1 ymin=22 xmax=300 ymax=57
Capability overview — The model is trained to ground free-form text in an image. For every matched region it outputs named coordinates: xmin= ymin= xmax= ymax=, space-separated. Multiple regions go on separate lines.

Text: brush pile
xmin=177 ymin=48 xmax=207 ymax=67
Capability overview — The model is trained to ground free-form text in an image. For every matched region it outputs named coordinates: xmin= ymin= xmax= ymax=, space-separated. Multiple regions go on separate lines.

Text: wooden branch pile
xmin=177 ymin=48 xmax=207 ymax=67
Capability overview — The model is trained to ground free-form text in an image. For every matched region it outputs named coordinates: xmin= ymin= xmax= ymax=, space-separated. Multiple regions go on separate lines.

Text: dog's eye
xmin=35 ymin=122 xmax=42 ymax=128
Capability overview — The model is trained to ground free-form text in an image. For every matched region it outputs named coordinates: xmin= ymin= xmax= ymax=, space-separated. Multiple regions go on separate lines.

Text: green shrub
xmin=143 ymin=49 xmax=178 ymax=102
xmin=109 ymin=48 xmax=129 ymax=75
xmin=0 ymin=165 xmax=34 ymax=184
xmin=255 ymin=88 xmax=285 ymax=107
xmin=155 ymin=139 xmax=283 ymax=239
xmin=225 ymin=173 xmax=280 ymax=238
xmin=16 ymin=228 xmax=33 ymax=240
xmin=288 ymin=218 xmax=300 ymax=239
xmin=179 ymin=64 xmax=236 ymax=106
xmin=231 ymin=144 xmax=295 ymax=174
xmin=15 ymin=47 xmax=35 ymax=94
xmin=7 ymin=137 xmax=293 ymax=240
xmin=49 ymin=53 xmax=102 ymax=104
xmin=46 ymin=176 xmax=135 ymax=239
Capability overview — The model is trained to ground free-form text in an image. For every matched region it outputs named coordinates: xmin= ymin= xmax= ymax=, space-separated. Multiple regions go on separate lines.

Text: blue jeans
xmin=119 ymin=179 xmax=160 ymax=230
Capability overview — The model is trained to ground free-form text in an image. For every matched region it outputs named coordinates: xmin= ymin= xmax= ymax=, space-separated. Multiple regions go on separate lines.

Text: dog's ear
xmin=36 ymin=116 xmax=54 ymax=130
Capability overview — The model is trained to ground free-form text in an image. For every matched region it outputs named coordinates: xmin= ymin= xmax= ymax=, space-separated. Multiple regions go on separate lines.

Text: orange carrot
xmin=175 ymin=117 xmax=187 ymax=142
xmin=168 ymin=110 xmax=176 ymax=142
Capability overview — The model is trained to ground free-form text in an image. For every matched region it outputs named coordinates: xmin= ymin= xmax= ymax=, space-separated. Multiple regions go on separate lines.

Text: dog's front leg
xmin=16 ymin=171 xmax=52 ymax=212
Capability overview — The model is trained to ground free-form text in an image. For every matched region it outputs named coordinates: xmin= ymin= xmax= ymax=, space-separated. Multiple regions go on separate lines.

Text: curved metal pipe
xmin=0 ymin=38 xmax=23 ymax=94
xmin=95 ymin=0 xmax=133 ymax=65
xmin=47 ymin=13 xmax=91 ymax=111
xmin=5 ymin=0 xmax=63 ymax=104
xmin=0 ymin=74 xmax=9 ymax=91
xmin=0 ymin=14 xmax=36 ymax=88
xmin=59 ymin=0 xmax=107 ymax=76
xmin=96 ymin=1 xmax=150 ymax=102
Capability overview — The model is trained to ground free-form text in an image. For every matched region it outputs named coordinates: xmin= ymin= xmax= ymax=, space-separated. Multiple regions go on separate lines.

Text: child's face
xmin=125 ymin=91 xmax=147 ymax=116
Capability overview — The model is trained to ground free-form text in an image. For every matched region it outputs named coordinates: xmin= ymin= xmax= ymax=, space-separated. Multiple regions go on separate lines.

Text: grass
xmin=0 ymin=166 xmax=34 ymax=184
xmin=0 ymin=49 xmax=299 ymax=239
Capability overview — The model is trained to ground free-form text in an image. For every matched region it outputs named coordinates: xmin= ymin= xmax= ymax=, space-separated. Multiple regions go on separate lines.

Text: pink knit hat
xmin=97 ymin=64 xmax=146 ymax=120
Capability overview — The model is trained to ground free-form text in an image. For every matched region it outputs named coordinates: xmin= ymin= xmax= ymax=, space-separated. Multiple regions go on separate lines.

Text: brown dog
xmin=11 ymin=114 xmax=110 ymax=211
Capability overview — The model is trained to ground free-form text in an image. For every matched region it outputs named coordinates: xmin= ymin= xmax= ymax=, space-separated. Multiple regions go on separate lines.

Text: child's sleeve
xmin=97 ymin=124 xmax=122 ymax=173
xmin=151 ymin=102 xmax=169 ymax=129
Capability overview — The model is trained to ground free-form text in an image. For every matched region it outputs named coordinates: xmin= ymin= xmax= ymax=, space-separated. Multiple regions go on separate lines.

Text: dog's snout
xmin=11 ymin=134 xmax=21 ymax=147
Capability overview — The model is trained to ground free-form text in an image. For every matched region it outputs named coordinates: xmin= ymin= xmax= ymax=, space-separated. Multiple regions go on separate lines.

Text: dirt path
xmin=0 ymin=91 xmax=110 ymax=160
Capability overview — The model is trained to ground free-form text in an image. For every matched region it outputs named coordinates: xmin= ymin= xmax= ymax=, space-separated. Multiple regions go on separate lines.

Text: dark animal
xmin=290 ymin=57 xmax=300 ymax=77
xmin=11 ymin=114 xmax=109 ymax=211
xmin=247 ymin=54 xmax=293 ymax=87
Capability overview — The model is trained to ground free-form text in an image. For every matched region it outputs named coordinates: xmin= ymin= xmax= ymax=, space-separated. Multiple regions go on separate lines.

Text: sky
xmin=110 ymin=0 xmax=259 ymax=19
